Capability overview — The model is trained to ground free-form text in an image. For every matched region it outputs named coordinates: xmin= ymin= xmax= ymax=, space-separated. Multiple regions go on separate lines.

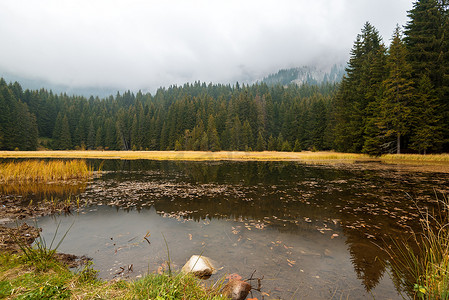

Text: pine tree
xmin=281 ymin=140 xmax=292 ymax=152
xmin=255 ymin=131 xmax=266 ymax=151
xmin=333 ymin=23 xmax=384 ymax=152
xmin=267 ymin=135 xmax=277 ymax=151
xmin=200 ymin=132 xmax=209 ymax=151
xmin=53 ymin=114 xmax=72 ymax=150
xmin=276 ymin=133 xmax=284 ymax=151
xmin=87 ymin=121 xmax=96 ymax=150
xmin=410 ymin=75 xmax=443 ymax=153
xmin=380 ymin=26 xmax=414 ymax=154
xmin=293 ymin=139 xmax=302 ymax=152
xmin=207 ymin=115 xmax=221 ymax=151
xmin=242 ymin=120 xmax=254 ymax=151
xmin=404 ymin=0 xmax=446 ymax=87
xmin=95 ymin=127 xmax=103 ymax=149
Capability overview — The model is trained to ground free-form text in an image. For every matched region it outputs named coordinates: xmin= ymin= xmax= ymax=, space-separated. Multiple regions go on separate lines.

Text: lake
xmin=7 ymin=159 xmax=449 ymax=299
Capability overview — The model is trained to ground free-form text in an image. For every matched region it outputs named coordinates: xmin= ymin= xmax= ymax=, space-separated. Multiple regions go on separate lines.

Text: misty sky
xmin=0 ymin=0 xmax=414 ymax=91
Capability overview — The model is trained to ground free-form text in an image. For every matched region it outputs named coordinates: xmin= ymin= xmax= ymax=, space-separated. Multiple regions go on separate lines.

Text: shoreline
xmin=1 ymin=150 xmax=448 ymax=163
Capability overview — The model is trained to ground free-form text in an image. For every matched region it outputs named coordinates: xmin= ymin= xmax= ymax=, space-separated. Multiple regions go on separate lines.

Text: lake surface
xmin=6 ymin=159 xmax=449 ymax=299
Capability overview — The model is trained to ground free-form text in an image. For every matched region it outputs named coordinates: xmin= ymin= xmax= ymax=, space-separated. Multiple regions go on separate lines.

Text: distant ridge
xmin=261 ymin=64 xmax=345 ymax=86
xmin=0 ymin=70 xmax=119 ymax=98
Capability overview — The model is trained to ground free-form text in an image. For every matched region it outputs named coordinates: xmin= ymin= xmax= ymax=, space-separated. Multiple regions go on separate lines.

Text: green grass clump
xmin=0 ymin=252 xmax=227 ymax=300
xmin=387 ymin=194 xmax=449 ymax=299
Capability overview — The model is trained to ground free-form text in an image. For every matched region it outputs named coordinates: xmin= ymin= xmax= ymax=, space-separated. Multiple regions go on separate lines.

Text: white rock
xmin=181 ymin=255 xmax=216 ymax=278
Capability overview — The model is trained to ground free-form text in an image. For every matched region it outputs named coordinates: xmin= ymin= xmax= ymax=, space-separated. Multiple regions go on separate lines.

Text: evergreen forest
xmin=1 ymin=0 xmax=448 ymax=155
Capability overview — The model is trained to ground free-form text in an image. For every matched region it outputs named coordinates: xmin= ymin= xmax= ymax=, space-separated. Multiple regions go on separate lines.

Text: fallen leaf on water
xmin=261 ymin=292 xmax=270 ymax=297
xmin=287 ymin=259 xmax=296 ymax=265
xmin=188 ymin=234 xmax=192 ymax=240
xmin=331 ymin=233 xmax=339 ymax=239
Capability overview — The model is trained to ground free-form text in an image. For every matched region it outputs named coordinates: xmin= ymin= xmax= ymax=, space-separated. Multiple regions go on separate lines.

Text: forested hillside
xmin=0 ymin=78 xmax=337 ymax=152
xmin=262 ymin=65 xmax=345 ymax=87
xmin=0 ymin=0 xmax=448 ymax=154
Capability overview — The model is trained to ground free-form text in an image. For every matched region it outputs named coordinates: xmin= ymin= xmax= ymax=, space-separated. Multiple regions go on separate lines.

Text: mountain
xmin=1 ymin=64 xmax=346 ymax=98
xmin=261 ymin=64 xmax=345 ymax=86
xmin=0 ymin=70 xmax=119 ymax=98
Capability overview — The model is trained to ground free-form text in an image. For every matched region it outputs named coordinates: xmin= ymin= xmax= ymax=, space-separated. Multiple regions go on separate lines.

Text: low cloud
xmin=0 ymin=0 xmax=413 ymax=91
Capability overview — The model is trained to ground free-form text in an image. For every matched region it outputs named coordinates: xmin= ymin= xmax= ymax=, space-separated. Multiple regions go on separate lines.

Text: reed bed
xmin=0 ymin=159 xmax=93 ymax=183
xmin=387 ymin=194 xmax=449 ymax=299
xmin=382 ymin=153 xmax=449 ymax=162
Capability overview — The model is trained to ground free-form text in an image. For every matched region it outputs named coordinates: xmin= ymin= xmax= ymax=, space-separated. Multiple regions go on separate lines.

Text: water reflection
xmin=18 ymin=160 xmax=449 ymax=298
xmin=0 ymin=181 xmax=88 ymax=200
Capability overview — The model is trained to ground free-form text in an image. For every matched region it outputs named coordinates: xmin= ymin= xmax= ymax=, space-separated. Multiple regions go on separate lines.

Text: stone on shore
xmin=222 ymin=279 xmax=252 ymax=300
xmin=181 ymin=255 xmax=216 ymax=278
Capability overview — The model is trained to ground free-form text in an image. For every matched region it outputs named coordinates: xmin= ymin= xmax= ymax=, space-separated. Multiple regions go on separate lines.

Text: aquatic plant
xmin=12 ymin=220 xmax=74 ymax=272
xmin=386 ymin=194 xmax=449 ymax=299
xmin=0 ymin=159 xmax=94 ymax=183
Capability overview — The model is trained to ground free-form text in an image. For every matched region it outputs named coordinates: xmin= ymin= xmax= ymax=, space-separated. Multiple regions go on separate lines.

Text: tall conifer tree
xmin=380 ymin=26 xmax=414 ymax=154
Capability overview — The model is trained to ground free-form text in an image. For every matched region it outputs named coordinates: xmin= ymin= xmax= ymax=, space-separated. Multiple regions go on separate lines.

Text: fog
xmin=0 ymin=0 xmax=414 ymax=92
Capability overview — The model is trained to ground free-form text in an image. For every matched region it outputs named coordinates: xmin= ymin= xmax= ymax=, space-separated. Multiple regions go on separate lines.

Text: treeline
xmin=0 ymin=78 xmax=337 ymax=152
xmin=334 ymin=0 xmax=449 ymax=155
xmin=0 ymin=0 xmax=448 ymax=154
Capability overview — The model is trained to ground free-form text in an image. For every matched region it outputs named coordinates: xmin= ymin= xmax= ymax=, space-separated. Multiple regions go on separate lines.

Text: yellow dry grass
xmin=382 ymin=153 xmax=449 ymax=162
xmin=0 ymin=150 xmax=448 ymax=164
xmin=0 ymin=150 xmax=368 ymax=161
xmin=0 ymin=159 xmax=93 ymax=183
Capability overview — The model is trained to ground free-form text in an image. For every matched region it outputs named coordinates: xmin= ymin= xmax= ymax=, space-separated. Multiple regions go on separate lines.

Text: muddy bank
xmin=0 ymin=196 xmax=87 ymax=267
xmin=0 ymin=223 xmax=40 ymax=253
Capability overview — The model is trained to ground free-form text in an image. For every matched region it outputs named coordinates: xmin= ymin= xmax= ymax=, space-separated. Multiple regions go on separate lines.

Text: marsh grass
xmin=0 ymin=150 xmax=369 ymax=161
xmin=2 ymin=150 xmax=449 ymax=164
xmin=0 ymin=159 xmax=93 ymax=183
xmin=12 ymin=220 xmax=74 ymax=272
xmin=386 ymin=194 xmax=449 ymax=299
xmin=1 ymin=226 xmax=226 ymax=299
xmin=382 ymin=153 xmax=449 ymax=162
xmin=0 ymin=252 xmax=227 ymax=299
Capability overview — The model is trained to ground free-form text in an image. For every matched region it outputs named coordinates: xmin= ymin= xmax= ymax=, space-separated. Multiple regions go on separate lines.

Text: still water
xmin=24 ymin=160 xmax=449 ymax=299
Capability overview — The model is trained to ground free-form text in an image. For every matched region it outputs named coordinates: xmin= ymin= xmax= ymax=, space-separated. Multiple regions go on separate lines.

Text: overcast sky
xmin=0 ymin=0 xmax=414 ymax=92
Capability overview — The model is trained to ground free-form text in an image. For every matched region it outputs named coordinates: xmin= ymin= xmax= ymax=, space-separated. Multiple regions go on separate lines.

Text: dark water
xmin=9 ymin=160 xmax=449 ymax=299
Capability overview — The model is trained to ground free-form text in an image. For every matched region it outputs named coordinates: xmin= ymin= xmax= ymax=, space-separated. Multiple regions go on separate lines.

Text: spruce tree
xmin=333 ymin=23 xmax=384 ymax=152
xmin=380 ymin=26 xmax=414 ymax=154
xmin=410 ymin=75 xmax=443 ymax=153
xmin=207 ymin=115 xmax=221 ymax=151
xmin=404 ymin=0 xmax=445 ymax=87
xmin=255 ymin=131 xmax=266 ymax=151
